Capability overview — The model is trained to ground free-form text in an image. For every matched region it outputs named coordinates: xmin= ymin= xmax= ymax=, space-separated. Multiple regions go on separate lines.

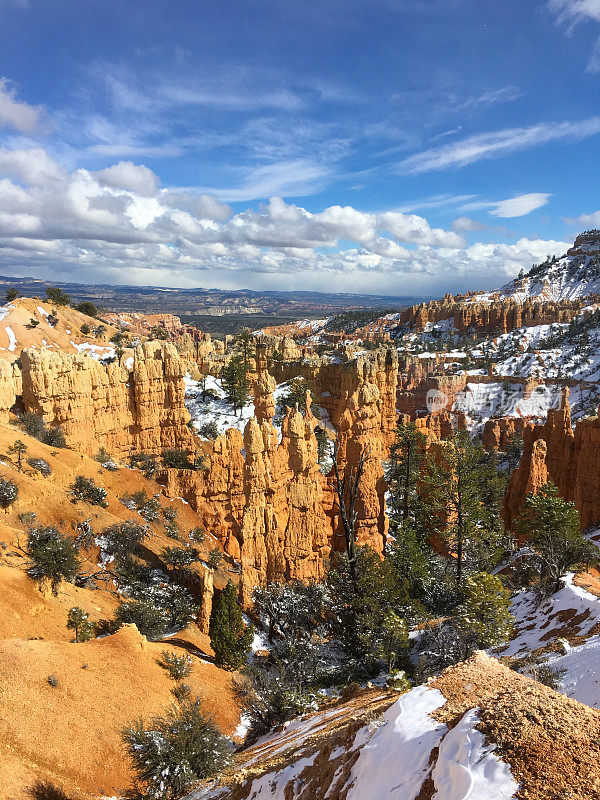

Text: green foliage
xmin=326 ymin=547 xmax=414 ymax=678
xmin=150 ymin=325 xmax=168 ymax=340
xmin=162 ymin=449 xmax=193 ymax=469
xmin=221 ymin=354 xmax=250 ymax=416
xmin=386 ymin=421 xmax=426 ymax=525
xmin=171 ymin=682 xmax=192 ymax=702
xmin=189 ymin=526 xmax=205 ymax=544
xmin=206 ymin=547 xmax=222 ymax=569
xmin=130 ymin=452 xmax=159 ymax=478
xmin=28 ymin=318 xmax=39 ymax=328
xmin=116 ymin=583 xmax=198 ymax=640
xmin=5 ymin=287 xmax=19 ymax=302
xmin=67 ymin=606 xmax=94 ymax=642
xmin=27 ymin=457 xmax=51 ymax=476
xmin=95 ymin=447 xmax=118 ymax=469
xmin=17 ymin=413 xmax=66 ymax=448
xmin=75 ymin=301 xmax=98 ymax=317
xmin=161 ymin=545 xmax=201 ymax=570
xmin=274 ymin=377 xmax=321 ymax=424
xmin=455 ymin=572 xmax=514 ymax=648
xmin=80 ymin=323 xmax=91 ymax=335
xmin=45 ymin=286 xmax=70 ymax=306
xmin=101 ymin=520 xmax=148 ymax=560
xmin=122 ymin=699 xmax=231 ymax=799
xmin=0 ymin=476 xmax=18 ymax=508
xmin=209 ymin=581 xmax=253 ymax=670
xmin=27 ymin=527 xmax=80 ymax=590
xmin=197 ymin=420 xmax=220 ymax=440
xmin=70 ymin=475 xmax=108 ymax=507
xmin=420 ymin=431 xmax=508 ymax=583
xmin=158 ymin=650 xmax=193 ymax=680
xmin=19 ymin=511 xmax=37 ymax=527
xmin=515 ymin=483 xmax=598 ymax=593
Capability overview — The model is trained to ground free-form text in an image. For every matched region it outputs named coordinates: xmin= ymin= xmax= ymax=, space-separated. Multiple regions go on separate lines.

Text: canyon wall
xmin=13 ymin=341 xmax=192 ymax=458
xmin=504 ymin=389 xmax=600 ymax=529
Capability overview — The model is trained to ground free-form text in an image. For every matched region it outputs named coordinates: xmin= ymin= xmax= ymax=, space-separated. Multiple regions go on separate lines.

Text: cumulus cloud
xmin=489 ymin=192 xmax=551 ymax=218
xmin=0 ymin=77 xmax=43 ymax=133
xmin=396 ymin=116 xmax=600 ymax=174
xmin=95 ymin=161 xmax=160 ymax=196
xmin=549 ymin=0 xmax=600 ymax=71
xmin=452 ymin=216 xmax=487 ymax=232
xmin=568 ymin=209 xmax=600 ymax=227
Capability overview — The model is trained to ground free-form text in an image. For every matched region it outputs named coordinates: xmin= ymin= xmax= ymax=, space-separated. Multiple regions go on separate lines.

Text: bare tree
xmin=332 ymin=438 xmax=367 ymax=589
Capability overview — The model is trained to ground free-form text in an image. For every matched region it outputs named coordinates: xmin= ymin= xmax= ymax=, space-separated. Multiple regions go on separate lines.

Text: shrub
xmin=70 ymin=475 xmax=108 ymax=507
xmin=162 ymin=449 xmax=193 ymax=469
xmin=206 ymin=547 xmax=222 ymax=570
xmin=116 ymin=584 xmax=197 ymax=640
xmin=161 ymin=546 xmax=200 ymax=570
xmin=95 ymin=447 xmax=118 ymax=470
xmin=17 ymin=413 xmax=66 ymax=448
xmin=18 ymin=511 xmax=37 ymax=527
xmin=209 ymin=581 xmax=253 ymax=670
xmin=189 ymin=526 xmax=205 ymax=544
xmin=100 ymin=520 xmax=148 ymax=560
xmin=75 ymin=301 xmax=98 ymax=317
xmin=171 ymin=682 xmax=192 ymax=703
xmin=158 ymin=650 xmax=193 ymax=680
xmin=0 ymin=477 xmax=18 ymax=508
xmin=46 ymin=286 xmax=70 ymax=306
xmin=47 ymin=311 xmax=59 ymax=327
xmin=197 ymin=420 xmax=220 ymax=440
xmin=47 ymin=674 xmax=59 ymax=687
xmin=27 ymin=527 xmax=80 ymax=591
xmin=163 ymin=506 xmax=177 ymax=523
xmin=122 ymin=699 xmax=231 ymax=799
xmin=67 ymin=606 xmax=94 ymax=642
xmin=74 ymin=519 xmax=95 ymax=549
xmin=129 ymin=452 xmax=159 ymax=478
xmin=28 ymin=318 xmax=39 ymax=328
xmin=150 ymin=325 xmax=168 ymax=340
xmin=27 ymin=457 xmax=51 ymax=476
xmin=80 ymin=323 xmax=91 ymax=335
xmin=5 ymin=287 xmax=19 ymax=302
xmin=415 ymin=621 xmax=478 ymax=681
xmin=164 ymin=521 xmax=180 ymax=540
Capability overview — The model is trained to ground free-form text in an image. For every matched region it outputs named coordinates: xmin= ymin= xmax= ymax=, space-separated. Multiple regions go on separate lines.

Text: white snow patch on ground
xmin=71 ymin=342 xmax=116 ymax=360
xmin=185 ymin=374 xmax=255 ymax=435
xmin=545 ymin=635 xmax=600 ymax=709
xmin=431 ymin=708 xmax=518 ymax=799
xmin=36 ymin=306 xmax=49 ymax=319
xmin=0 ymin=304 xmax=11 ymax=323
xmin=5 ymin=326 xmax=17 ymax=352
xmin=345 ymin=685 xmax=447 ymax=799
xmin=237 ymin=753 xmax=317 ymax=799
xmin=502 ymin=573 xmax=600 ymax=656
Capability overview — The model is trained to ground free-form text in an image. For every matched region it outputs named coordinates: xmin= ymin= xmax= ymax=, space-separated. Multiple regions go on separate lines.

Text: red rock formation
xmin=17 ymin=341 xmax=193 ymax=458
xmin=482 ymin=417 xmax=526 ymax=451
xmin=503 ymin=389 xmax=600 ymax=529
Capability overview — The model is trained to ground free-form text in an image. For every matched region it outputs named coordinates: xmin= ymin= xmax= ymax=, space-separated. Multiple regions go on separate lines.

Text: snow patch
xmin=5 ymin=326 xmax=17 ymax=352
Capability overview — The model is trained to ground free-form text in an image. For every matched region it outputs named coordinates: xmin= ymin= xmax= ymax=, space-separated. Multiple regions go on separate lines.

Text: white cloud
xmin=452 ymin=216 xmax=487 ymax=232
xmin=95 ymin=161 xmax=160 ymax=196
xmin=0 ymin=77 xmax=43 ymax=133
xmin=489 ymin=192 xmax=552 ymax=218
xmin=549 ymin=0 xmax=600 ymax=71
xmin=199 ymin=159 xmax=335 ymax=202
xmin=396 ymin=116 xmax=600 ymax=174
xmin=569 ymin=209 xmax=600 ymax=227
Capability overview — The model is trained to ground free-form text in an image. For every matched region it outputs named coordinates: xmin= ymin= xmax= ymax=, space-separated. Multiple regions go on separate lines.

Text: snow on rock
xmin=502 ymin=573 xmax=600 ymax=657
xmin=185 ymin=374 xmax=255 ymax=435
xmin=431 ymin=708 xmax=518 ymax=800
xmin=36 ymin=305 xmax=49 ymax=319
xmin=345 ymin=685 xmax=447 ymax=799
xmin=5 ymin=326 xmax=17 ymax=352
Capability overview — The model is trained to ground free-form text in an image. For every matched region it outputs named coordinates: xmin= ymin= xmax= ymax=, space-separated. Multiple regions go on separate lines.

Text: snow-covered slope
xmin=475 ymin=230 xmax=600 ymax=303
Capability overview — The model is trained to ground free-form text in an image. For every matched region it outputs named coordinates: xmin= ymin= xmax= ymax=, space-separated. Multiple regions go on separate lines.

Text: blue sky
xmin=0 ymin=0 xmax=599 ymax=297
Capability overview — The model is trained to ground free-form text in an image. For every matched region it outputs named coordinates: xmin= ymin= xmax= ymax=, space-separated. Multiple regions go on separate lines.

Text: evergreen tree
xmin=45 ymin=286 xmax=70 ymax=305
xmin=27 ymin=527 xmax=80 ymax=592
xmin=455 ymin=572 xmax=513 ymax=648
xmin=515 ymin=483 xmax=598 ymax=593
xmin=237 ymin=329 xmax=253 ymax=372
xmin=420 ymin=431 xmax=506 ymax=584
xmin=386 ymin=421 xmax=426 ymax=525
xmin=221 ymin=355 xmax=250 ymax=416
xmin=8 ymin=439 xmax=27 ymax=471
xmin=5 ymin=287 xmax=19 ymax=302
xmin=67 ymin=606 xmax=94 ymax=642
xmin=209 ymin=581 xmax=253 ymax=669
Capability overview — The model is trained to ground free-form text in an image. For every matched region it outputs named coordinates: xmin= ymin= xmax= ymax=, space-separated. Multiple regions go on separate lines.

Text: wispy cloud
xmin=396 ymin=116 xmax=600 ymax=174
xmin=0 ymin=77 xmax=43 ymax=133
xmin=549 ymin=0 xmax=600 ymax=72
xmin=490 ymin=192 xmax=552 ymax=218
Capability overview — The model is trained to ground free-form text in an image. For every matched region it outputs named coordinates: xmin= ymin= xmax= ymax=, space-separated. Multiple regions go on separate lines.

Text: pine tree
xmin=209 ymin=581 xmax=253 ymax=669
xmin=386 ymin=421 xmax=426 ymax=526
xmin=8 ymin=439 xmax=27 ymax=471
xmin=455 ymin=572 xmax=513 ymax=648
xmin=67 ymin=606 xmax=94 ymax=642
xmin=421 ymin=431 xmax=505 ymax=584
xmin=515 ymin=483 xmax=598 ymax=593
xmin=221 ymin=355 xmax=250 ymax=416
